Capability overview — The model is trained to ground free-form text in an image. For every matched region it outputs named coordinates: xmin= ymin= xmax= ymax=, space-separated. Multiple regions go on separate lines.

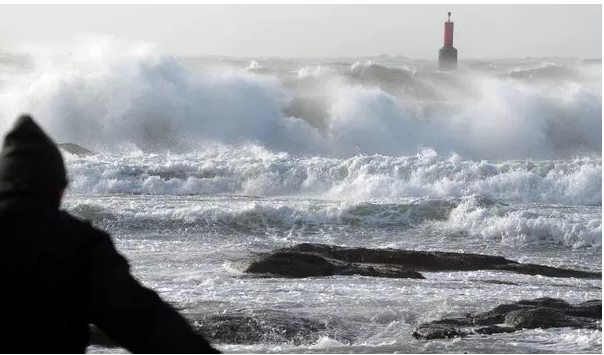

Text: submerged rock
xmin=413 ymin=297 xmax=602 ymax=340
xmin=245 ymin=243 xmax=600 ymax=279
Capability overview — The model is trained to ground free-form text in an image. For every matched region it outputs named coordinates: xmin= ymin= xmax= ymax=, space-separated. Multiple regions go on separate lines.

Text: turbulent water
xmin=0 ymin=38 xmax=601 ymax=353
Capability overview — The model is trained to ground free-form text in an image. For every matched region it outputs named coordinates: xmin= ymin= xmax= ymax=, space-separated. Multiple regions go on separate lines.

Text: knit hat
xmin=0 ymin=114 xmax=67 ymax=194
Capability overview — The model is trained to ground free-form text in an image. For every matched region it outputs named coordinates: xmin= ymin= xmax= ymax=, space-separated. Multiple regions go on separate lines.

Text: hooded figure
xmin=0 ymin=115 xmax=68 ymax=206
xmin=0 ymin=115 xmax=219 ymax=353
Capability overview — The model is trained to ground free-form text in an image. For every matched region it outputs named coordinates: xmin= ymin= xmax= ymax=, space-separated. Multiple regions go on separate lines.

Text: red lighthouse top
xmin=443 ymin=12 xmax=454 ymax=47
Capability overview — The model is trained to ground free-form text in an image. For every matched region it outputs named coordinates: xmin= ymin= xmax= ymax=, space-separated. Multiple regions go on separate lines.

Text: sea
xmin=0 ymin=38 xmax=601 ymax=353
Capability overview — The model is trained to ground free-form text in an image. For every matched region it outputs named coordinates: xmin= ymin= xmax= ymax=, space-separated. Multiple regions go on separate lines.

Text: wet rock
xmin=412 ymin=324 xmax=468 ymax=340
xmin=89 ymin=309 xmax=354 ymax=347
xmin=472 ymin=325 xmax=516 ymax=335
xmin=196 ymin=310 xmax=353 ymax=345
xmin=505 ymin=307 xmax=601 ymax=330
xmin=253 ymin=243 xmax=601 ymax=279
xmin=58 ymin=143 xmax=95 ymax=156
xmin=492 ymin=263 xmax=601 ymax=279
xmin=243 ymin=250 xmax=425 ymax=279
xmin=474 ymin=279 xmax=520 ymax=286
xmin=570 ymin=300 xmax=602 ymax=318
xmin=413 ymin=297 xmax=602 ymax=340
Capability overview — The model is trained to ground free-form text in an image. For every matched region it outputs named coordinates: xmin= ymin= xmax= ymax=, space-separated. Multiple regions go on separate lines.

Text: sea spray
xmin=0 ymin=37 xmax=600 ymax=160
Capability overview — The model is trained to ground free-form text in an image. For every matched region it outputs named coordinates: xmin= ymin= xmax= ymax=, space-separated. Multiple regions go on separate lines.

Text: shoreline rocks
xmin=89 ymin=309 xmax=353 ymax=348
xmin=243 ymin=250 xmax=425 ymax=279
xmin=242 ymin=243 xmax=601 ymax=279
xmin=89 ymin=298 xmax=602 ymax=347
xmin=413 ymin=297 xmax=602 ymax=340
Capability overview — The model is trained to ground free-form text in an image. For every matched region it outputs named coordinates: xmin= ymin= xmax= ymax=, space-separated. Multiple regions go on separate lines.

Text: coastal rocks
xmin=89 ymin=309 xmax=353 ymax=347
xmin=413 ymin=297 xmax=602 ymax=340
xmin=242 ymin=243 xmax=601 ymax=279
xmin=243 ymin=250 xmax=425 ymax=279
xmin=196 ymin=310 xmax=352 ymax=345
xmin=411 ymin=323 xmax=515 ymax=340
xmin=57 ymin=143 xmax=95 ymax=156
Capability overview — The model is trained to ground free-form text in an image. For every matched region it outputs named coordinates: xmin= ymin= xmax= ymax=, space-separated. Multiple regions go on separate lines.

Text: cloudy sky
xmin=0 ymin=4 xmax=601 ymax=59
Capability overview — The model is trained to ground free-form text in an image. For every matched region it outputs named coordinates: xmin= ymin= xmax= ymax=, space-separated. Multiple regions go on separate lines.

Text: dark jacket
xmin=0 ymin=191 xmax=219 ymax=353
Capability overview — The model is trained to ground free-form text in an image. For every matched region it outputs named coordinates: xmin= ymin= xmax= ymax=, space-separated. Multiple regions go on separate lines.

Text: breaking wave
xmin=64 ymin=147 xmax=602 ymax=206
xmin=0 ymin=37 xmax=600 ymax=160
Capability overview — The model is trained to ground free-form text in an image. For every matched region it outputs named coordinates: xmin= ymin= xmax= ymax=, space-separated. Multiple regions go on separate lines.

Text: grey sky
xmin=0 ymin=4 xmax=601 ymax=59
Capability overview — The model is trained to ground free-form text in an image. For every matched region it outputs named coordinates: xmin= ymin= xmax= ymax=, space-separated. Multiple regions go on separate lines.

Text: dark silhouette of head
xmin=0 ymin=114 xmax=67 ymax=208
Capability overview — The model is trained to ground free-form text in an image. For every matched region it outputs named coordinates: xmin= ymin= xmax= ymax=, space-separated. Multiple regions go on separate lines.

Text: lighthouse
xmin=438 ymin=12 xmax=458 ymax=70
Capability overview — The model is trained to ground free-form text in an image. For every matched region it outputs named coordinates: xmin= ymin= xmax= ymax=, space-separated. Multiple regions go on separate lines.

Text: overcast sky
xmin=0 ymin=4 xmax=601 ymax=59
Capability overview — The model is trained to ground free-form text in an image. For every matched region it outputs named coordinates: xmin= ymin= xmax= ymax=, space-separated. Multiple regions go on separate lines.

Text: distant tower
xmin=438 ymin=12 xmax=458 ymax=71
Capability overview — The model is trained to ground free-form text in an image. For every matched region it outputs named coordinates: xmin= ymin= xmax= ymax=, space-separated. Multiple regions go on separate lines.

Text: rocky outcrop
xmin=413 ymin=297 xmax=602 ymax=340
xmin=243 ymin=243 xmax=600 ymax=279
xmin=58 ymin=143 xmax=95 ymax=156
xmin=89 ymin=309 xmax=353 ymax=347
xmin=243 ymin=250 xmax=425 ymax=279
xmin=89 ymin=298 xmax=601 ymax=347
xmin=196 ymin=310 xmax=352 ymax=345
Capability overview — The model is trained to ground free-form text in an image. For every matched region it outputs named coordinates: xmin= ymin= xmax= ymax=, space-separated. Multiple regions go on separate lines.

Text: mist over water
xmin=0 ymin=38 xmax=601 ymax=353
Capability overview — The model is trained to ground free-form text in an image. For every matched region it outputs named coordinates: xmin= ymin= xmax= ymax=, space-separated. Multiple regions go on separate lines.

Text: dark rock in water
xmin=571 ymin=300 xmax=603 ymax=318
xmin=58 ymin=143 xmax=95 ymax=156
xmin=89 ymin=309 xmax=354 ymax=347
xmin=471 ymin=297 xmax=602 ymax=325
xmin=412 ymin=324 xmax=469 ymax=340
xmin=413 ymin=297 xmax=602 ymax=340
xmin=474 ymin=279 xmax=520 ymax=286
xmin=243 ymin=250 xmax=425 ymax=279
xmin=244 ymin=251 xmax=340 ymax=278
xmin=255 ymin=243 xmax=600 ymax=279
xmin=199 ymin=312 xmax=326 ymax=345
xmin=492 ymin=262 xmax=601 ymax=279
xmin=473 ymin=325 xmax=516 ymax=335
xmin=411 ymin=323 xmax=516 ymax=340
xmin=197 ymin=310 xmax=353 ymax=345
xmin=504 ymin=307 xmax=600 ymax=330
xmin=285 ymin=243 xmax=508 ymax=271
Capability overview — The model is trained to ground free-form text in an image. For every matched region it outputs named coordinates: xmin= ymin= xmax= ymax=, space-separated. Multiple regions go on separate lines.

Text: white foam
xmin=0 ymin=38 xmax=600 ymax=160
xmin=445 ymin=196 xmax=602 ymax=248
xmin=63 ymin=146 xmax=601 ymax=207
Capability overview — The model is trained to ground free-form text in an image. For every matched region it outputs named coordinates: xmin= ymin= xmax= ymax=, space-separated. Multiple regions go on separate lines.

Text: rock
xmin=89 ymin=309 xmax=354 ymax=347
xmin=257 ymin=243 xmax=600 ymax=279
xmin=472 ymin=325 xmax=516 ymax=335
xmin=58 ymin=143 xmax=95 ymax=156
xmin=504 ymin=307 xmax=599 ymax=330
xmin=285 ymin=243 xmax=509 ymax=271
xmin=196 ymin=310 xmax=354 ymax=345
xmin=243 ymin=250 xmax=425 ymax=279
xmin=413 ymin=297 xmax=602 ymax=340
xmin=430 ymin=317 xmax=473 ymax=327
xmin=475 ymin=279 xmax=520 ymax=286
xmin=493 ymin=263 xmax=601 ymax=279
xmin=413 ymin=324 xmax=468 ymax=340
xmin=570 ymin=300 xmax=602 ymax=318
xmin=471 ymin=297 xmax=571 ymax=325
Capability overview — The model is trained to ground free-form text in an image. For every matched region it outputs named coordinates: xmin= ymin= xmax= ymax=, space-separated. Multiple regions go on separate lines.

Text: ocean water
xmin=0 ymin=38 xmax=601 ymax=353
